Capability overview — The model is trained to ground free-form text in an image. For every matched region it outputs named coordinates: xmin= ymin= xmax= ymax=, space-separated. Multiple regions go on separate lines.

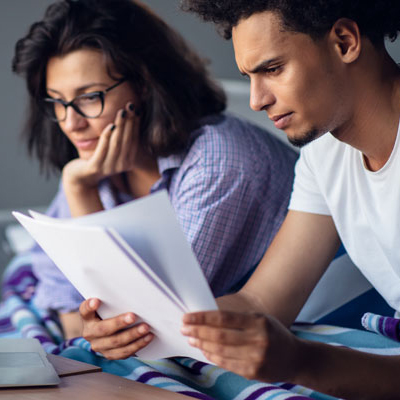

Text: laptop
xmin=0 ymin=338 xmax=60 ymax=387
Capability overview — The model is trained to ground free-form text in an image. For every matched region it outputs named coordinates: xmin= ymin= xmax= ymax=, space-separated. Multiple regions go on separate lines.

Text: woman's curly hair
xmin=13 ymin=0 xmax=226 ymax=173
xmin=181 ymin=0 xmax=400 ymax=45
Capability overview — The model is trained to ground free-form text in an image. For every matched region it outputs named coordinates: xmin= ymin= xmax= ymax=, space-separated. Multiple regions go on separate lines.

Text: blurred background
xmin=0 ymin=1 xmax=399 ymax=270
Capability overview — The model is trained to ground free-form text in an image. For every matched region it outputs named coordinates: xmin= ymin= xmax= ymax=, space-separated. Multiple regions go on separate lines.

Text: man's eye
xmin=265 ymin=66 xmax=281 ymax=74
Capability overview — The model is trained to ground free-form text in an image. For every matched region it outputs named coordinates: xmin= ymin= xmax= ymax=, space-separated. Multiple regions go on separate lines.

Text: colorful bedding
xmin=2 ymin=253 xmax=400 ymax=400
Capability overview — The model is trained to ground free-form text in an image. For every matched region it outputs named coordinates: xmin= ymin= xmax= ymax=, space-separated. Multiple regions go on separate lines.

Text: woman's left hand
xmin=79 ymin=298 xmax=154 ymax=360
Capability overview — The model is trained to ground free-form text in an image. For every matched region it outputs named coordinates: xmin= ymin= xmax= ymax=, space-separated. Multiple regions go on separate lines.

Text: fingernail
xmin=110 ymin=124 xmax=116 ymax=132
xmin=144 ymin=333 xmax=153 ymax=342
xmin=88 ymin=299 xmax=96 ymax=309
xmin=138 ymin=324 xmax=148 ymax=334
xmin=188 ymin=337 xmax=197 ymax=346
xmin=124 ymin=314 xmax=134 ymax=324
xmin=121 ymin=110 xmax=127 ymax=118
xmin=180 ymin=325 xmax=190 ymax=335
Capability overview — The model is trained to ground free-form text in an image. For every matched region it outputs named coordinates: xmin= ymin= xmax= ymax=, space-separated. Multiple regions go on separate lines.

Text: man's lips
xmin=270 ymin=112 xmax=293 ymax=130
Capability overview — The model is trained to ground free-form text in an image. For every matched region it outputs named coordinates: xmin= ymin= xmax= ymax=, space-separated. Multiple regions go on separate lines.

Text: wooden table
xmin=1 ymin=354 xmax=189 ymax=399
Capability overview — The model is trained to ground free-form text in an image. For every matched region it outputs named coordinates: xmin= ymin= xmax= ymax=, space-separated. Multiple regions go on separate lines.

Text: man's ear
xmin=329 ymin=18 xmax=362 ymax=64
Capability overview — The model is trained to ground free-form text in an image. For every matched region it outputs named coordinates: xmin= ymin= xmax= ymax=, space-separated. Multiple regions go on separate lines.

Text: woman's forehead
xmin=46 ymin=49 xmax=113 ymax=90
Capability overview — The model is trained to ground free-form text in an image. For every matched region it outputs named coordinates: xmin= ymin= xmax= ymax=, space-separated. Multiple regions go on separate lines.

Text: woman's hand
xmin=59 ymin=311 xmax=83 ymax=340
xmin=62 ymin=102 xmax=140 ymax=216
xmin=181 ymin=310 xmax=302 ymax=383
xmin=79 ymin=298 xmax=154 ymax=360
xmin=62 ymin=102 xmax=140 ymax=189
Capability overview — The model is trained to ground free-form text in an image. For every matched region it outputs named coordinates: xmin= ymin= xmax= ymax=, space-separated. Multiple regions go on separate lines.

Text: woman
xmin=10 ymin=0 xmax=297 ymax=345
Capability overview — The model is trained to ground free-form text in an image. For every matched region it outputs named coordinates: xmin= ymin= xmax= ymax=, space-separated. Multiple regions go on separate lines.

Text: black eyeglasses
xmin=43 ymin=79 xmax=126 ymax=122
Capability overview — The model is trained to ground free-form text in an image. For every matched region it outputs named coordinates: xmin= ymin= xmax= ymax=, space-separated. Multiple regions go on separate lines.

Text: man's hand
xmin=181 ymin=310 xmax=302 ymax=383
xmin=79 ymin=298 xmax=154 ymax=360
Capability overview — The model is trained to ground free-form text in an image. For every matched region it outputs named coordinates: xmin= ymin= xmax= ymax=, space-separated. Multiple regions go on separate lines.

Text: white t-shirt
xmin=289 ymin=124 xmax=400 ymax=312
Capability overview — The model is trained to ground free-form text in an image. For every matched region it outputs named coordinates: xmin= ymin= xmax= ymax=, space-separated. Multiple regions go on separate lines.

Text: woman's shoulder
xmin=188 ymin=113 xmax=296 ymax=167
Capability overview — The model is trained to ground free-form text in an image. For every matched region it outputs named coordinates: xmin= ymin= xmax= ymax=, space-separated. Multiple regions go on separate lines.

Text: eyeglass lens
xmin=44 ymin=92 xmax=104 ymax=122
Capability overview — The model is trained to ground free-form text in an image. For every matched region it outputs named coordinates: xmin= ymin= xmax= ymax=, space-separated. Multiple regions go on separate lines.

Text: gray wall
xmin=1 ymin=1 xmax=400 ymax=214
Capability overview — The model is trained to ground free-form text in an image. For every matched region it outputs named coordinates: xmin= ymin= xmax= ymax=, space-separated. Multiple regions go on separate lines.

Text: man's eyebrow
xmin=247 ymin=58 xmax=281 ymax=74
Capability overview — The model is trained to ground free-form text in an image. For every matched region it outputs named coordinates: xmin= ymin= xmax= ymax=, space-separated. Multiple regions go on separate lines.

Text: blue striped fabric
xmin=362 ymin=312 xmax=400 ymax=341
xmin=2 ymin=253 xmax=400 ymax=399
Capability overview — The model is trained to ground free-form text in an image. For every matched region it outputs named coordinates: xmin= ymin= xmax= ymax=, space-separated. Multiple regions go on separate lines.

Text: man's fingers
xmin=181 ymin=323 xmax=259 ymax=345
xmin=201 ymin=351 xmax=263 ymax=380
xmin=183 ymin=310 xmax=257 ymax=329
xmin=181 ymin=311 xmax=270 ymax=362
xmin=187 ymin=334 xmax=268 ymax=362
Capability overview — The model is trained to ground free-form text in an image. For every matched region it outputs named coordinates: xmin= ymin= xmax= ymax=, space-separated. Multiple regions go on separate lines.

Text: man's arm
xmin=182 ymin=309 xmax=400 ymax=399
xmin=218 ymin=209 xmax=341 ymax=326
xmin=181 ymin=210 xmax=400 ymax=399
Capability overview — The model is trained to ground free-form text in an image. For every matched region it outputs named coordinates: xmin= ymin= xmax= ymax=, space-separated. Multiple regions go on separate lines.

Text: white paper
xmin=29 ymin=190 xmax=216 ymax=312
xmin=13 ymin=190 xmax=218 ymax=361
xmin=13 ymin=212 xmax=213 ymax=361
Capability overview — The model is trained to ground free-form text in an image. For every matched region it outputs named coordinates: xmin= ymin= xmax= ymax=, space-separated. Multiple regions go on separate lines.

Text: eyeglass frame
xmin=42 ymin=78 xmax=127 ymax=122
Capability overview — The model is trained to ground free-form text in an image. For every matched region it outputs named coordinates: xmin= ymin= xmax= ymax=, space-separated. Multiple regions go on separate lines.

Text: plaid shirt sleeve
xmin=167 ymin=115 xmax=297 ymax=296
xmin=172 ymin=159 xmax=253 ymax=296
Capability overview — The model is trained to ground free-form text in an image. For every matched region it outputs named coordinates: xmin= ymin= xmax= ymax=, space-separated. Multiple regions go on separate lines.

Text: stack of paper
xmin=13 ymin=190 xmax=217 ymax=361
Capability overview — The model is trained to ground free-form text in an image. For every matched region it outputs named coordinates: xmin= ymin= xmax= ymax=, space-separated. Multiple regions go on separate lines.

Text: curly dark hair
xmin=13 ymin=0 xmax=226 ymax=173
xmin=181 ymin=0 xmax=400 ymax=45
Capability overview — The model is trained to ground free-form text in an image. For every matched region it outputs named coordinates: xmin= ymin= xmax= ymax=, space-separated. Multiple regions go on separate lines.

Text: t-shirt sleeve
xmin=289 ymin=147 xmax=331 ymax=216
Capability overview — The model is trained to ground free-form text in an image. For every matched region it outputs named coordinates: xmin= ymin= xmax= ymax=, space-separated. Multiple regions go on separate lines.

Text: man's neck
xmin=331 ymin=52 xmax=400 ymax=171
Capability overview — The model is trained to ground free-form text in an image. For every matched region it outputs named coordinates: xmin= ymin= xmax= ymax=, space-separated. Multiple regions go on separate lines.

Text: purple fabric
xmin=31 ymin=113 xmax=297 ymax=312
xmin=362 ymin=312 xmax=400 ymax=342
xmin=179 ymin=392 xmax=214 ymax=400
xmin=385 ymin=318 xmax=400 ymax=341
xmin=137 ymin=371 xmax=167 ymax=383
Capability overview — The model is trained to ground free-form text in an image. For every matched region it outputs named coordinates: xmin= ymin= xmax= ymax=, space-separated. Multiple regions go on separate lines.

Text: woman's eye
xmin=78 ymin=94 xmax=100 ymax=103
xmin=47 ymin=96 xmax=63 ymax=102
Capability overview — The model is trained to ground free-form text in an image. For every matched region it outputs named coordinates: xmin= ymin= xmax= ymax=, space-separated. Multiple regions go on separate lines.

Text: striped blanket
xmin=1 ymin=253 xmax=400 ymax=400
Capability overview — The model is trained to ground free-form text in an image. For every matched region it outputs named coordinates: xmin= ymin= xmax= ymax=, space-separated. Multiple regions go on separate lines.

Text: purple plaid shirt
xmin=32 ymin=113 xmax=297 ymax=312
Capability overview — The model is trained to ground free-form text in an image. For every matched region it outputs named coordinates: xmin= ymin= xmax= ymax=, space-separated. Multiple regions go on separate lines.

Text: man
xmin=175 ymin=1 xmax=400 ymax=398
xmin=79 ymin=1 xmax=400 ymax=397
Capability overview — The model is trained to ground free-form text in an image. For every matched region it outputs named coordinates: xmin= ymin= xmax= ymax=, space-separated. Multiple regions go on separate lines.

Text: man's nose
xmin=249 ymin=79 xmax=275 ymax=112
